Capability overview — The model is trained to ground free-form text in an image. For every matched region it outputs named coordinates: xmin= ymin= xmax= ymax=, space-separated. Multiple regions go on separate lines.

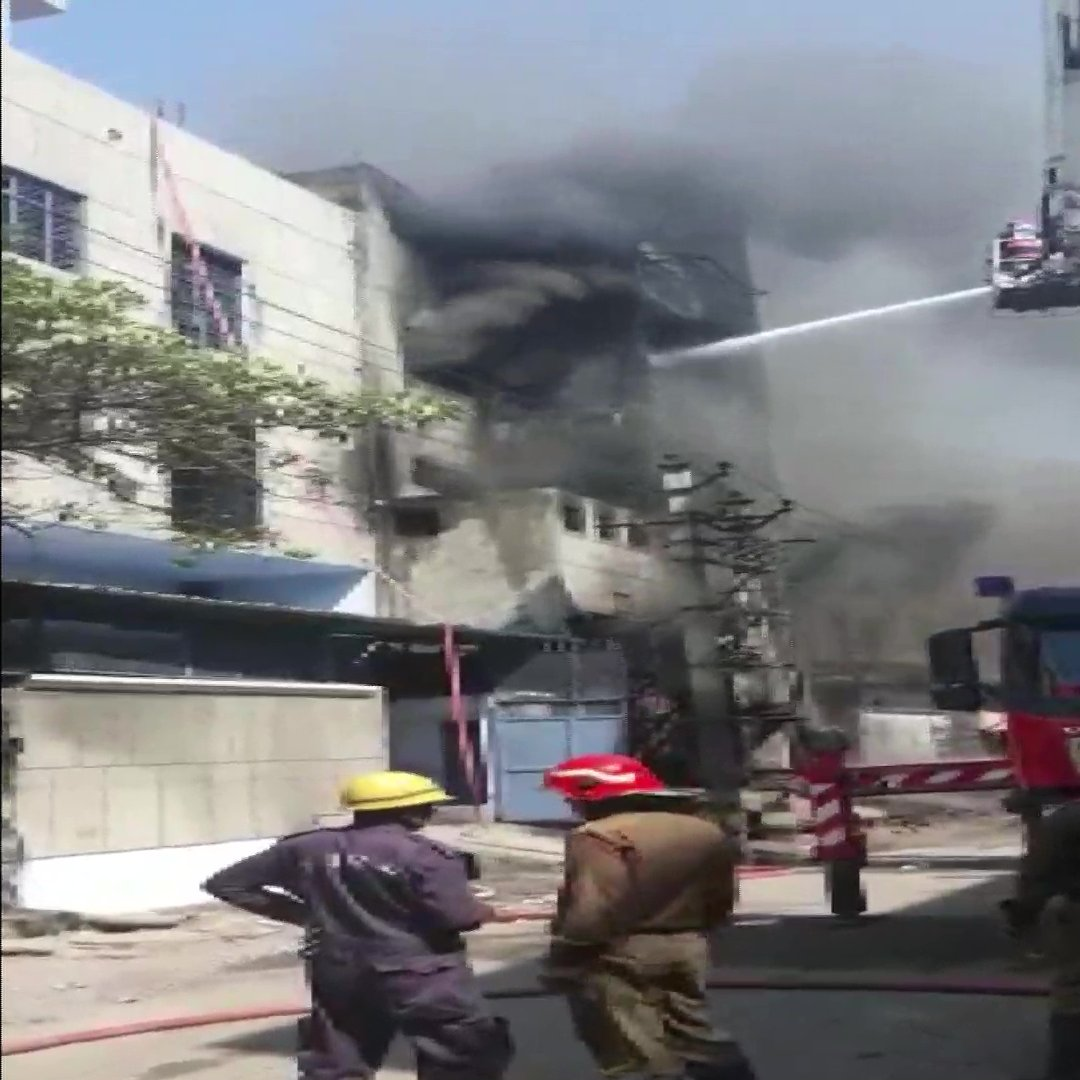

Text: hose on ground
xmin=1 ymin=974 xmax=1048 ymax=1057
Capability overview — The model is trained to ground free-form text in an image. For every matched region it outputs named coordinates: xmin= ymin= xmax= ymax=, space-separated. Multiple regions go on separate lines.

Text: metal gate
xmin=490 ymin=696 xmax=627 ymax=822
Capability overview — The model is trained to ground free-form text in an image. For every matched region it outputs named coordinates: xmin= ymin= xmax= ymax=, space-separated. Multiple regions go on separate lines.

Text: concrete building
xmin=290 ymin=165 xmax=777 ymax=646
xmin=0 ymin=6 xmax=782 ymax=912
xmin=3 ymin=16 xmax=784 ymax=821
xmin=1044 ymin=0 xmax=1080 ymax=254
xmin=2 ymin=42 xmax=387 ymax=611
xmin=1 ymin=34 xmax=724 ymax=638
xmin=289 ymin=165 xmax=788 ymax=791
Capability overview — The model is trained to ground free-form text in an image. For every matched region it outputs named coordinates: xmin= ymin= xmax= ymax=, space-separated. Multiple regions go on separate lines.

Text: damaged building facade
xmin=290 ymin=165 xmax=778 ymax=650
xmin=287 ymin=162 xmax=786 ymax=784
xmin=2 ymin=13 xmax=784 ymax=911
xmin=4 ymin=15 xmax=779 ymax=813
xmin=2 ymin=33 xmax=773 ymax=642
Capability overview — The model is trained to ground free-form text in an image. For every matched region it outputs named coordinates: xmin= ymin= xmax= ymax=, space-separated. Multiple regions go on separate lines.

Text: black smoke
xmin=390 ymin=49 xmax=1037 ymax=311
xmin=229 ymin=38 xmax=1077 ymax=674
xmin=786 ymin=500 xmax=1000 ymax=670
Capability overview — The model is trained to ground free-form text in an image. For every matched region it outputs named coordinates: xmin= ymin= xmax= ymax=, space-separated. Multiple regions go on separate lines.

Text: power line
xmin=2 ymin=101 xmax=856 ymax=636
xmin=10 ymin=205 xmax=669 ymax=424
xmin=4 ymin=129 xmax=789 ymax=427
xmin=6 ymin=238 xmax=859 ymax=552
xmin=7 ymin=222 xmax=742 ymax=501
xmin=1 ymin=96 xmax=372 ymax=261
xmin=5 ymin=180 xmax=850 ymax=545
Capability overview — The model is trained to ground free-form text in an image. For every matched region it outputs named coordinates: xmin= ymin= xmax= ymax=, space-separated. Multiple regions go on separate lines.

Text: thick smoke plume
xmin=787 ymin=500 xmax=1000 ymax=669
xmin=404 ymin=262 xmax=633 ymax=370
xmin=395 ymin=51 xmax=1037 ymax=289
xmin=227 ymin=39 xmax=1078 ymax=669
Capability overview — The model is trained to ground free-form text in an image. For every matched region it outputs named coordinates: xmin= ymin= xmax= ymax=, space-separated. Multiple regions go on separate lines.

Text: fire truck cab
xmin=781 ymin=576 xmax=1077 ymax=920
xmin=928 ymin=577 xmax=1080 ymax=806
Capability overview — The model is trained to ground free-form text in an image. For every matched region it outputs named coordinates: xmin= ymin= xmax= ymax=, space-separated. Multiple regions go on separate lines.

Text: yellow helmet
xmin=339 ymin=770 xmax=452 ymax=813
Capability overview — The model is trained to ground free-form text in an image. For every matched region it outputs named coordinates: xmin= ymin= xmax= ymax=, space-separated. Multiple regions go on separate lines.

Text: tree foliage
xmin=1 ymin=253 xmax=453 ymax=542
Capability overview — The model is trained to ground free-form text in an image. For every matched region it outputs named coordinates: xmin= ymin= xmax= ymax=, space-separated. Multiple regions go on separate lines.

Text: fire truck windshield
xmin=1041 ymin=628 xmax=1080 ymax=697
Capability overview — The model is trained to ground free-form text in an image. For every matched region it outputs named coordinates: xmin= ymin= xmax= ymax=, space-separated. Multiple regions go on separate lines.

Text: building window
xmin=561 ymin=497 xmax=585 ymax=534
xmin=595 ymin=504 xmax=622 ymax=542
xmin=1 ymin=168 xmax=83 ymax=271
xmin=170 ymin=234 xmax=243 ymax=348
xmin=167 ymin=236 xmax=253 ymax=529
xmin=392 ymin=505 xmax=442 ymax=538
xmin=170 ymin=423 xmax=261 ymax=534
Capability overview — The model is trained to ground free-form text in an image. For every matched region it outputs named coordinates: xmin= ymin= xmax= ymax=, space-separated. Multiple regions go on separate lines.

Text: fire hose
xmin=1 ymin=971 xmax=1047 ymax=1057
xmin=1 ymin=908 xmax=1049 ymax=1058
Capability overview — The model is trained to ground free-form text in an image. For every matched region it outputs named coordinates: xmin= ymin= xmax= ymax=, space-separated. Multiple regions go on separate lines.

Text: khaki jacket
xmin=552 ymin=809 xmax=737 ymax=946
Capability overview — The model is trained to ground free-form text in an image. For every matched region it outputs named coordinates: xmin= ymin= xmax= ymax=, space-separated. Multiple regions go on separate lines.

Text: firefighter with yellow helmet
xmin=202 ymin=770 xmax=513 ymax=1080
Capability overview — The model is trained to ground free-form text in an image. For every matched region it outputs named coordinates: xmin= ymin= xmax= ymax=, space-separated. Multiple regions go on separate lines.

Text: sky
xmin=15 ymin=0 xmax=1048 ymax=177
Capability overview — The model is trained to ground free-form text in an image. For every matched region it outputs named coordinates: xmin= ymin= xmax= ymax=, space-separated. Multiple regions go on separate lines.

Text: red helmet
xmin=543 ymin=753 xmax=665 ymax=802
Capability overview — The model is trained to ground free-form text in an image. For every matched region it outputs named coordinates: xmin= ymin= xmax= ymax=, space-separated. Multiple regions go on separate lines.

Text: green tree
xmin=1 ymin=253 xmax=452 ymax=544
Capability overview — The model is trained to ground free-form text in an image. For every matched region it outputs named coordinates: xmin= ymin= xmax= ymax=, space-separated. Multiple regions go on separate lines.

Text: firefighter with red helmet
xmin=540 ymin=753 xmax=758 ymax=1080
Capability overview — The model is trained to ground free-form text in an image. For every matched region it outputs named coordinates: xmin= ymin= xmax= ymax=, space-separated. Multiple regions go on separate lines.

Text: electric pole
xmin=657 ymin=458 xmax=809 ymax=799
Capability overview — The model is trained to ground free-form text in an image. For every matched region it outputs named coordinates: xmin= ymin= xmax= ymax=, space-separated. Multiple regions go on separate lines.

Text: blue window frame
xmin=1 ymin=167 xmax=83 ymax=271
xmin=169 ymin=233 xmax=243 ymax=349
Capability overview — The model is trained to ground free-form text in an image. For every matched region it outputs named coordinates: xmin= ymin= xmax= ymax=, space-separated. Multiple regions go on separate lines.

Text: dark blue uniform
xmin=203 ymin=822 xmax=513 ymax=1080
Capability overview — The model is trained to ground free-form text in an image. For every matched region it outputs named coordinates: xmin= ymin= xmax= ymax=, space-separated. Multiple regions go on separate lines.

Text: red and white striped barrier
xmin=804 ymin=758 xmax=1016 ymax=860
xmin=845 ymin=760 xmax=1016 ymax=796
xmin=779 ymin=755 xmax=1017 ymax=862
xmin=807 ymin=780 xmax=851 ymax=858
xmin=776 ymin=747 xmax=1024 ymax=917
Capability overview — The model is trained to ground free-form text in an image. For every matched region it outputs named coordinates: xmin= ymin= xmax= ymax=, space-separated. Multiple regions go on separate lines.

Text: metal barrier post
xmin=797 ymin=743 xmax=867 ymax=920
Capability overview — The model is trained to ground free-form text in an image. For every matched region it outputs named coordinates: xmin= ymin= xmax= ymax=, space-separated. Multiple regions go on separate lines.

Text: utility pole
xmin=659 ymin=459 xmax=739 ymax=798
xmin=657 ymin=458 xmax=809 ymax=799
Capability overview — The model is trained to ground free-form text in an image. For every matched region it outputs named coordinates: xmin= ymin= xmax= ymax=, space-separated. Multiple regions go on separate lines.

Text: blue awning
xmin=1 ymin=524 xmax=375 ymax=614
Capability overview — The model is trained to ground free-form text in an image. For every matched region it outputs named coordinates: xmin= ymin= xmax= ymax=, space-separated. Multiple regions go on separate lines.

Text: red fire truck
xmin=792 ymin=576 xmax=1080 ymax=919
xmin=928 ymin=577 xmax=1080 ymax=800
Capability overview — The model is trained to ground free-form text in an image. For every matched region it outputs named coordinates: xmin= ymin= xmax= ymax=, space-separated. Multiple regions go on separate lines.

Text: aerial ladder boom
xmin=987 ymin=2 xmax=1080 ymax=312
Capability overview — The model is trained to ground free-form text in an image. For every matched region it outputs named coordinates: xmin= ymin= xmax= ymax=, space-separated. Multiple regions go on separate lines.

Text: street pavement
xmin=2 ymin=867 xmax=1052 ymax=1080
xmin=2 ymin=988 xmax=1046 ymax=1080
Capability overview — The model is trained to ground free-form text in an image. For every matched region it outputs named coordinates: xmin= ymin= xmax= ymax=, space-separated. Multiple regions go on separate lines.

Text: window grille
xmin=1 ymin=168 xmax=83 ymax=271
